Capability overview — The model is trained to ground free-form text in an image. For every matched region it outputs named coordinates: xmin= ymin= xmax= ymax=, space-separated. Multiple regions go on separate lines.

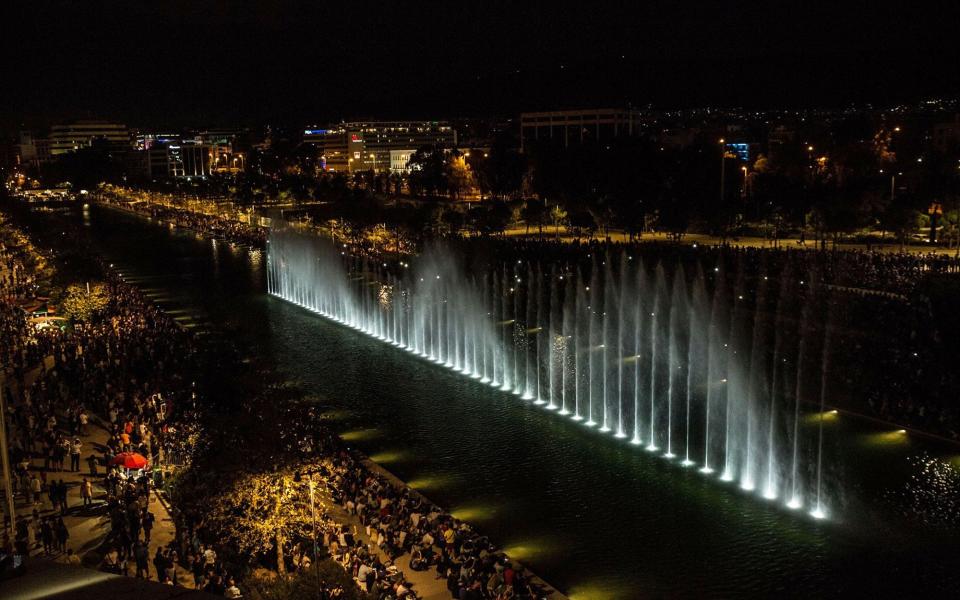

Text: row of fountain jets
xmin=268 ymin=232 xmax=833 ymax=519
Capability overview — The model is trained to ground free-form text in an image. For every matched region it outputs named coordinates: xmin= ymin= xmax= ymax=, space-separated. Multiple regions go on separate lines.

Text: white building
xmin=390 ymin=149 xmax=416 ymax=173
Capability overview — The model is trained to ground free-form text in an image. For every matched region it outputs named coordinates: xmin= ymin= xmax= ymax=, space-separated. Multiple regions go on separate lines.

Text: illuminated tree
xmin=550 ymin=204 xmax=568 ymax=239
xmin=61 ymin=283 xmax=110 ymax=322
xmin=206 ymin=469 xmax=313 ymax=576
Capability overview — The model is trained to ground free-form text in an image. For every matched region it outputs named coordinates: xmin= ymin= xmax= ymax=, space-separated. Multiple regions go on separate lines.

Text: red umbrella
xmin=110 ymin=452 xmax=149 ymax=470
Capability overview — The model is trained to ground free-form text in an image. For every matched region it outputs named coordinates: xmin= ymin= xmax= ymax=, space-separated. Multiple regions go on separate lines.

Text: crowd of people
xmin=96 ymin=184 xmax=268 ymax=247
xmin=317 ymin=451 xmax=554 ymax=600
xmin=1 ymin=210 xmax=228 ymax=590
xmin=5 ymin=189 xmax=960 ymax=598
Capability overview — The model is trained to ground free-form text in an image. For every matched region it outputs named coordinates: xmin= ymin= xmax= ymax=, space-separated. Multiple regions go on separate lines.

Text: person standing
xmin=80 ymin=477 xmax=93 ymax=506
xmin=134 ymin=540 xmax=149 ymax=579
xmin=40 ymin=519 xmax=53 ymax=555
xmin=86 ymin=453 xmax=99 ymax=476
xmin=191 ymin=553 xmax=206 ymax=589
xmin=153 ymin=547 xmax=166 ymax=582
xmin=57 ymin=479 xmax=69 ymax=514
xmin=142 ymin=510 xmax=154 ymax=543
xmin=31 ymin=474 xmax=42 ymax=505
xmin=55 ymin=517 xmax=69 ymax=553
xmin=48 ymin=479 xmax=59 ymax=510
xmin=70 ymin=438 xmax=82 ymax=472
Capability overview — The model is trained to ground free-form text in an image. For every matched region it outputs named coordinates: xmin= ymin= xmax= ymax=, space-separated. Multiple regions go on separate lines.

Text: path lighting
xmin=294 ymin=470 xmax=322 ymax=598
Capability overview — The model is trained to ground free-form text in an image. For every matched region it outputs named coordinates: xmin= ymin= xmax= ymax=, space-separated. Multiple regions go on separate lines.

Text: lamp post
xmin=295 ymin=470 xmax=322 ymax=599
xmin=308 ymin=476 xmax=319 ymax=594
xmin=719 ymin=138 xmax=726 ymax=206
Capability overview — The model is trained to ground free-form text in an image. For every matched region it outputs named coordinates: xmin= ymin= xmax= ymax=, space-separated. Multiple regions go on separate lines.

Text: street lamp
xmin=718 ymin=139 xmax=726 ymax=206
xmin=294 ymin=470 xmax=322 ymax=598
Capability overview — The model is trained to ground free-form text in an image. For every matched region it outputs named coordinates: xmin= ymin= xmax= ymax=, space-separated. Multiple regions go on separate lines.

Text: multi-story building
xmin=49 ymin=120 xmax=130 ymax=155
xmin=134 ymin=132 xmax=182 ymax=151
xmin=17 ymin=131 xmax=52 ymax=167
xmin=304 ymin=121 xmax=456 ymax=173
xmin=0 ymin=137 xmax=19 ymax=171
xmin=519 ymin=108 xmax=645 ymax=151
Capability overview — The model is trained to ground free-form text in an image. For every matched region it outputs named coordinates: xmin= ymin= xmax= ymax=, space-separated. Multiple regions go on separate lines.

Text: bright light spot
xmin=340 ymin=428 xmax=379 ymax=441
xmin=451 ymin=505 xmax=496 ymax=522
xmin=369 ymin=450 xmax=407 ymax=464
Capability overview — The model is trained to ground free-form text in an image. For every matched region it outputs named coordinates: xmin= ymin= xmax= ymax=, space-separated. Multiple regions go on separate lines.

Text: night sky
xmin=4 ymin=1 xmax=960 ymax=129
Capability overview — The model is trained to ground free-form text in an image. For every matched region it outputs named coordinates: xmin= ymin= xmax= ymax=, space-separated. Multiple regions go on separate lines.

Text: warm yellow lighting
xmin=450 ymin=505 xmax=496 ymax=522
xmin=864 ymin=430 xmax=910 ymax=446
xmin=568 ymin=583 xmax=626 ymax=600
xmin=369 ymin=450 xmax=407 ymax=464
xmin=407 ymin=475 xmax=451 ymax=491
xmin=340 ymin=428 xmax=380 ymax=441
xmin=803 ymin=410 xmax=839 ymax=424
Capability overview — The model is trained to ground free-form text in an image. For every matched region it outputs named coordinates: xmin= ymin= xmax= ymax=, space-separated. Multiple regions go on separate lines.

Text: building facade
xmin=389 ymin=149 xmax=416 ymax=173
xmin=49 ymin=120 xmax=129 ymax=155
xmin=17 ymin=131 xmax=52 ymax=167
xmin=305 ymin=121 xmax=456 ymax=173
xmin=519 ymin=108 xmax=645 ymax=151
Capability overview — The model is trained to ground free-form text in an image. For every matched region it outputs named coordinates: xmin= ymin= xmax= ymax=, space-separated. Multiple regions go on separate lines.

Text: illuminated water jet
xmin=267 ymin=231 xmax=835 ymax=519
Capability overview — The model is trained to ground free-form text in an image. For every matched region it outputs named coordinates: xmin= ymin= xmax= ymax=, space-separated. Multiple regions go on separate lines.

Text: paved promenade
xmin=3 ymin=368 xmax=195 ymax=589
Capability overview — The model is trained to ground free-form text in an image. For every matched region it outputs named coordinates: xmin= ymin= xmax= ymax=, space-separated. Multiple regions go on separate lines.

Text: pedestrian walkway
xmin=319 ymin=484 xmax=452 ymax=600
xmin=6 ymin=397 xmax=194 ymax=588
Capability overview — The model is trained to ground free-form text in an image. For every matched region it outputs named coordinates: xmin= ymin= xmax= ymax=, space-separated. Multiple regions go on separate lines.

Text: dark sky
xmin=3 ymin=1 xmax=959 ymax=130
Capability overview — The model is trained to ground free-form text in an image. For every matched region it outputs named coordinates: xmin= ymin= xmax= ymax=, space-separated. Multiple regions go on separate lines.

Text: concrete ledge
xmin=3 ymin=558 xmax=217 ymax=600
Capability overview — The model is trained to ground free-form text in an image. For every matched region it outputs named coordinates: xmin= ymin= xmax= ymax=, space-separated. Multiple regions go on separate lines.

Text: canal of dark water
xmin=38 ymin=204 xmax=960 ymax=598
